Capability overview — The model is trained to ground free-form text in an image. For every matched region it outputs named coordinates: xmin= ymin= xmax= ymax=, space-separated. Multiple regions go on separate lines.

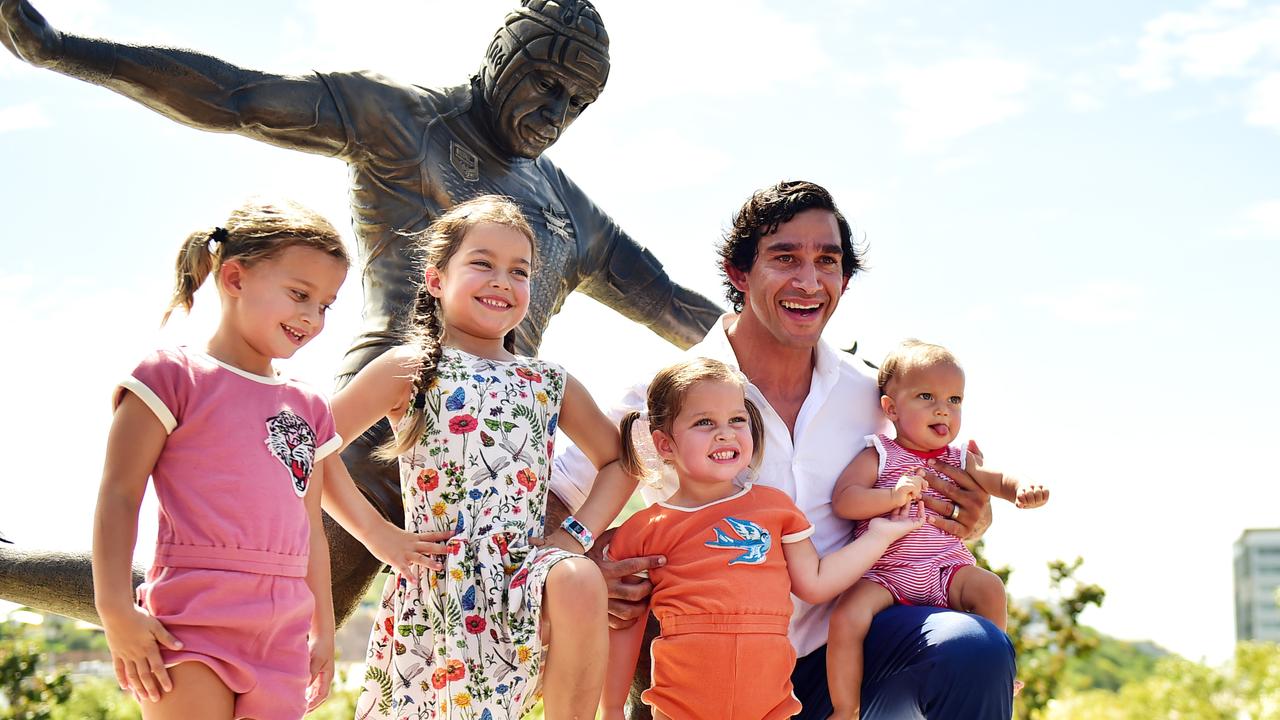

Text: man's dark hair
xmin=717 ymin=180 xmax=863 ymax=312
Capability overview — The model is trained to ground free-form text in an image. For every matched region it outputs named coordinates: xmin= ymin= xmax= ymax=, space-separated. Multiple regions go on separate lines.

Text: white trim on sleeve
xmin=116 ymin=378 xmax=177 ymax=434
xmin=315 ymin=434 xmax=343 ymax=462
xmin=781 ymin=525 xmax=815 ymax=543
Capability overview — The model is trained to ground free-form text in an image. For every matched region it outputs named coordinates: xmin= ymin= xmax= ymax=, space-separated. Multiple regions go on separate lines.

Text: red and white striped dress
xmin=854 ymin=434 xmax=975 ymax=607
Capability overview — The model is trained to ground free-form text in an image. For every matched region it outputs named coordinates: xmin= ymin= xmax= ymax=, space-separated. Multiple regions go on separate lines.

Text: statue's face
xmin=491 ymin=65 xmax=602 ymax=159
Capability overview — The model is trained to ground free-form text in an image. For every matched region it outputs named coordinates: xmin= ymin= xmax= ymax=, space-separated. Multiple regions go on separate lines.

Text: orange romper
xmin=608 ymin=483 xmax=814 ymax=720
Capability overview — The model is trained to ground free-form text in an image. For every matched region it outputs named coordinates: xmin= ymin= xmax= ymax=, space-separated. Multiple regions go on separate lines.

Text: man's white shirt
xmin=550 ymin=314 xmax=888 ymax=657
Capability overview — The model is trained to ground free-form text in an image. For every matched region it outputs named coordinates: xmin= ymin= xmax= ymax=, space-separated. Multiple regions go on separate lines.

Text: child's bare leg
xmin=946 ymin=565 xmax=1008 ymax=630
xmin=541 ymin=557 xmax=608 ymax=719
xmin=827 ymin=580 xmax=895 ymax=720
xmin=139 ymin=661 xmax=234 ymax=720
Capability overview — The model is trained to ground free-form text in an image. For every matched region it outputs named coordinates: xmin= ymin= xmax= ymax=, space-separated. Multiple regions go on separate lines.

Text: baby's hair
xmin=877 ymin=339 xmax=961 ymax=396
xmin=619 ymin=357 xmax=765 ymax=484
xmin=378 ymin=195 xmax=536 ymax=461
xmin=163 ymin=198 xmax=349 ymax=324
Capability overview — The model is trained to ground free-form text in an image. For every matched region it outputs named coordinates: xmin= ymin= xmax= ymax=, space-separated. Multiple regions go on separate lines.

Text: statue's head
xmin=480 ymin=0 xmax=610 ymax=159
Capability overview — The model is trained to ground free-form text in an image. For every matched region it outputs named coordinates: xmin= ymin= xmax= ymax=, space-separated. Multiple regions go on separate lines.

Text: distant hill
xmin=1065 ymin=627 xmax=1172 ymax=691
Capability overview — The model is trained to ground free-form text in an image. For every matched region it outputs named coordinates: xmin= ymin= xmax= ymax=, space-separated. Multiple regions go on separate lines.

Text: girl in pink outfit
xmin=92 ymin=199 xmax=436 ymax=720
xmin=825 ymin=339 xmax=1050 ymax=719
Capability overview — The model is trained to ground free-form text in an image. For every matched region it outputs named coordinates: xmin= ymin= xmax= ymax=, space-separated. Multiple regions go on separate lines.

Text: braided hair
xmin=377 ymin=195 xmax=536 ymax=461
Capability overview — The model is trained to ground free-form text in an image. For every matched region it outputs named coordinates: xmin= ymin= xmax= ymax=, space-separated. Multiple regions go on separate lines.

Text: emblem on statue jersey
xmin=706 ymin=516 xmax=772 ymax=565
xmin=541 ymin=207 xmax=575 ymax=244
xmin=450 ymin=140 xmax=480 ymax=182
xmin=264 ymin=410 xmax=318 ymax=497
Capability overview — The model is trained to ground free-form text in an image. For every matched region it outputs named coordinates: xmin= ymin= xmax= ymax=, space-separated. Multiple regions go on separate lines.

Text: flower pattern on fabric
xmin=355 ymin=348 xmax=574 ymax=720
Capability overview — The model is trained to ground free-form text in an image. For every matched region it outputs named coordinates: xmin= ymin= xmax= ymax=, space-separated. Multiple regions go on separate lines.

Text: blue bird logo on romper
xmin=705 ymin=517 xmax=772 ymax=565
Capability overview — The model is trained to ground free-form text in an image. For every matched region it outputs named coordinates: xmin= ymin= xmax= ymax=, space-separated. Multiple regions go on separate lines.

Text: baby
xmin=826 ymin=339 xmax=1049 ymax=719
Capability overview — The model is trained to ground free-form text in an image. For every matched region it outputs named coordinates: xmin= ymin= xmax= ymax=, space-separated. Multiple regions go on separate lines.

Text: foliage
xmin=1062 ymin=628 xmax=1167 ymax=692
xmin=1045 ymin=642 xmax=1280 ymax=719
xmin=0 ymin=621 xmax=72 ymax=720
xmin=48 ymin=678 xmax=139 ymax=720
xmin=971 ymin=541 xmax=1106 ymax=719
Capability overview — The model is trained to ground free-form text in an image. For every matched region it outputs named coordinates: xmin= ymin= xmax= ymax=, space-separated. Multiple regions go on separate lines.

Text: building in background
xmin=1235 ymin=528 xmax=1280 ymax=642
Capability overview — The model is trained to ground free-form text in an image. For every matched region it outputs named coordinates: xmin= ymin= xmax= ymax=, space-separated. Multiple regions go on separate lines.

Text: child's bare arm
xmin=784 ymin=501 xmax=924 ymax=604
xmin=832 ymin=448 xmax=922 ymax=520
xmin=93 ymin=392 xmax=183 ymax=703
xmin=965 ymin=455 xmax=1050 ymax=509
xmin=320 ymin=454 xmax=452 ymax=581
xmin=549 ymin=374 xmax=639 ymax=551
xmin=601 ymin=606 xmax=648 ymax=720
xmin=304 ymin=461 xmax=335 ymax=711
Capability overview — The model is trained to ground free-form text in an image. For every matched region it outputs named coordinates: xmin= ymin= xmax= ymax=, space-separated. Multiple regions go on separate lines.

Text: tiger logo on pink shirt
xmin=264 ymin=410 xmax=318 ymax=497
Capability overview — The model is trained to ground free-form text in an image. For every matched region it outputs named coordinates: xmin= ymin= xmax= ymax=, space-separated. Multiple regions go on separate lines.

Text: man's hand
xmin=0 ymin=0 xmax=63 ymax=66
xmin=586 ymin=527 xmax=664 ymax=630
xmin=923 ymin=458 xmax=992 ymax=540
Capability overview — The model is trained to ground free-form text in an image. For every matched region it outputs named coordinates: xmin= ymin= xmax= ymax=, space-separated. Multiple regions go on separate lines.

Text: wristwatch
xmin=560 ymin=515 xmax=594 ymax=552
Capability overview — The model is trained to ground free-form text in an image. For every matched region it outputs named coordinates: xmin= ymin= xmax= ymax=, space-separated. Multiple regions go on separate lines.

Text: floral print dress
xmin=356 ymin=348 xmax=576 ymax=720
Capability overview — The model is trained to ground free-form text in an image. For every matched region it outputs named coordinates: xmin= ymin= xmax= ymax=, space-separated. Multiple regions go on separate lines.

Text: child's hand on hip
xmin=100 ymin=604 xmax=183 ymax=703
xmin=371 ymin=524 xmax=454 ymax=584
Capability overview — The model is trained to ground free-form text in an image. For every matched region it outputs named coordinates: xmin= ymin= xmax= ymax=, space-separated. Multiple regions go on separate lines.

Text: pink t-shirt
xmin=115 ymin=348 xmax=340 ymax=577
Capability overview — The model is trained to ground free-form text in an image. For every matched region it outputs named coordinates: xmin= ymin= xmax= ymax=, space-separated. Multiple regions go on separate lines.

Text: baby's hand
xmin=892 ymin=470 xmax=926 ymax=505
xmin=369 ymin=524 xmax=454 ymax=583
xmin=866 ymin=499 xmax=926 ymax=542
xmin=1015 ymin=483 xmax=1049 ymax=509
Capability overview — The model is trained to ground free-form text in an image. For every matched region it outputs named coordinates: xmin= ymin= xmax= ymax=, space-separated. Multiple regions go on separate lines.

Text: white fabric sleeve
xmin=549 ymin=376 xmax=650 ymax=513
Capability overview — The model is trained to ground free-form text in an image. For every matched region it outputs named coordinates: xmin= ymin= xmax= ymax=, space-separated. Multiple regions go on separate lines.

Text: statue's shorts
xmin=644 ymin=613 xmax=802 ymax=720
xmin=136 ymin=566 xmax=313 ymax=720
xmin=862 ymin=560 xmax=972 ymax=608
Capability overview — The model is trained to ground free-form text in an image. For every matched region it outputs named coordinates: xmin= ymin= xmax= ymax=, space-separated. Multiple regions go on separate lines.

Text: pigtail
xmin=618 ymin=410 xmax=647 ymax=480
xmin=162 ymin=227 xmax=222 ymax=325
xmin=376 ymin=282 xmax=447 ymax=462
xmin=743 ymin=399 xmax=766 ymax=474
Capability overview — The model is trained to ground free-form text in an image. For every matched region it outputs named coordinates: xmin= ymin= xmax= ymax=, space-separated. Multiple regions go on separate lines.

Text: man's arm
xmin=1 ymin=0 xmax=346 ymax=155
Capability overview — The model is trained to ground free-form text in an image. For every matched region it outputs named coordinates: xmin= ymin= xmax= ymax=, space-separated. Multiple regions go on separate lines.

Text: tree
xmin=1044 ymin=643 xmax=1280 ymax=719
xmin=0 ymin=620 xmax=72 ymax=720
xmin=971 ymin=541 xmax=1106 ymax=719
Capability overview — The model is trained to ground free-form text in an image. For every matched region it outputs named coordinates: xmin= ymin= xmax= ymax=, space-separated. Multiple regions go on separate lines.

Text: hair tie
xmin=208 ymin=226 xmax=229 ymax=251
xmin=412 ymin=391 xmax=427 ymax=411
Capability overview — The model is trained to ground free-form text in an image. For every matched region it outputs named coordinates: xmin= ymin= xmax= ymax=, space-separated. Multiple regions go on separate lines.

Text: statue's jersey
xmin=316 ymin=72 xmax=714 ymax=376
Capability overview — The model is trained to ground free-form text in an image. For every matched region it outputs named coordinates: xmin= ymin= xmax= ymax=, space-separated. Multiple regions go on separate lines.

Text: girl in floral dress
xmin=328 ymin=196 xmax=636 ymax=719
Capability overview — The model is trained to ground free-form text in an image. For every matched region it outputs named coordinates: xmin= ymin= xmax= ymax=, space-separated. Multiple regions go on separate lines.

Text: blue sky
xmin=2 ymin=0 xmax=1279 ymax=665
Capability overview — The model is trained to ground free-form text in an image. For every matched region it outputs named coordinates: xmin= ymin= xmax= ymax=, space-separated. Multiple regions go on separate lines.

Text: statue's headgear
xmin=481 ymin=0 xmax=610 ymax=109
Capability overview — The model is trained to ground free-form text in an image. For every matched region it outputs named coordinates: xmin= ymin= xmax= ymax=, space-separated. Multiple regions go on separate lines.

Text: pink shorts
xmin=137 ymin=566 xmax=314 ymax=720
xmin=862 ymin=561 xmax=971 ymax=608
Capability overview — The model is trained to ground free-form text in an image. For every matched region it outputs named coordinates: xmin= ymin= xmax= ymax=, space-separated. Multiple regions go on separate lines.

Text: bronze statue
xmin=0 ymin=0 xmax=721 ymax=626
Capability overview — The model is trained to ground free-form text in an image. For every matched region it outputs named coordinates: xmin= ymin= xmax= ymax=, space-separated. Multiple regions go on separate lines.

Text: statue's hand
xmin=0 ymin=0 xmax=63 ymax=67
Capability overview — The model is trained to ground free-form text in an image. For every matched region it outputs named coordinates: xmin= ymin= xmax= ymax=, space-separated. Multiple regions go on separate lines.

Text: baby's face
xmin=883 ymin=360 xmax=965 ymax=452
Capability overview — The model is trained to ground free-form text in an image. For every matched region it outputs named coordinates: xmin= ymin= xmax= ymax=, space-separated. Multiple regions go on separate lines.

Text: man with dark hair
xmin=0 ymin=0 xmax=721 ymax=623
xmin=552 ymin=181 xmax=1015 ymax=718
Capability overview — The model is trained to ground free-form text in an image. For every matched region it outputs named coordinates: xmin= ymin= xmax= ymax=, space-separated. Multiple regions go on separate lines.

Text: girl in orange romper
xmin=602 ymin=358 xmax=924 ymax=720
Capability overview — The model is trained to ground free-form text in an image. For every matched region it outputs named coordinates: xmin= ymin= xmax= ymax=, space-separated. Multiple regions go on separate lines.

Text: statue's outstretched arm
xmin=1 ymin=0 xmax=346 ymax=155
xmin=579 ymin=227 xmax=723 ymax=350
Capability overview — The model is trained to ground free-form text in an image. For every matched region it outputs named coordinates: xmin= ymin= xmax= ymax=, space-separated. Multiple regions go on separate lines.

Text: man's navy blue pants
xmin=791 ymin=605 xmax=1016 ymax=719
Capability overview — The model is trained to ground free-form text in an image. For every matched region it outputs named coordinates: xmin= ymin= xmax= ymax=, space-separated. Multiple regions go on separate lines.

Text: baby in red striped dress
xmin=824 ymin=339 xmax=1050 ymax=719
